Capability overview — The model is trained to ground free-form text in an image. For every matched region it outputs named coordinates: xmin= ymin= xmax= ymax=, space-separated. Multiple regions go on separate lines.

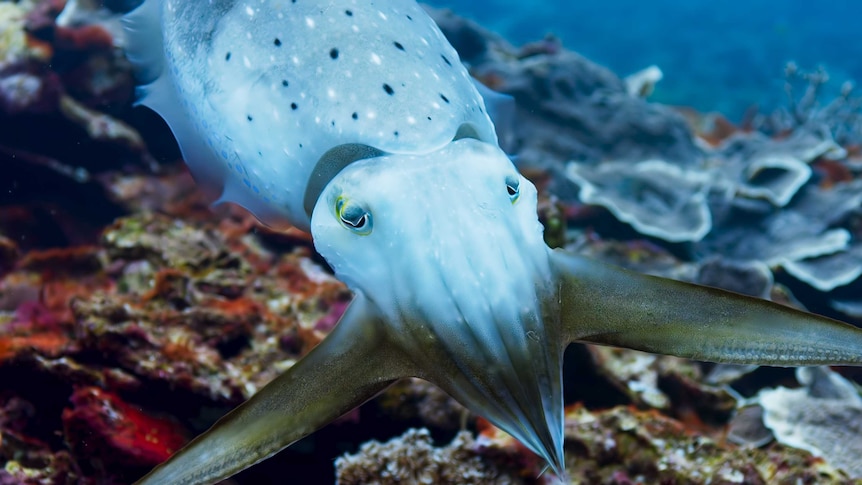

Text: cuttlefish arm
xmin=553 ymin=249 xmax=862 ymax=365
xmin=135 ymin=294 xmax=415 ymax=485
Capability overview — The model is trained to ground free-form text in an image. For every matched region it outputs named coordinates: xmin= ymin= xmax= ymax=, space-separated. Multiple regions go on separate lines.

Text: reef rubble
xmin=0 ymin=1 xmax=860 ymax=483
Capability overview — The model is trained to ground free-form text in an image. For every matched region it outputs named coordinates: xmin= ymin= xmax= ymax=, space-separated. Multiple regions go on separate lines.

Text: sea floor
xmin=1 ymin=1 xmax=861 ymax=483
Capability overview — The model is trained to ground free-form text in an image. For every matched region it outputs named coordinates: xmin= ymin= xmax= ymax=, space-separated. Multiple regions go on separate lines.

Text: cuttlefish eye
xmin=336 ymin=197 xmax=373 ymax=235
xmin=505 ymin=175 xmax=520 ymax=203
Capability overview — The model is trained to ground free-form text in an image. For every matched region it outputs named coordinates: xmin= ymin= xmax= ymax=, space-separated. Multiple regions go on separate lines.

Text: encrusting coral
xmin=335 ymin=428 xmax=525 ymax=485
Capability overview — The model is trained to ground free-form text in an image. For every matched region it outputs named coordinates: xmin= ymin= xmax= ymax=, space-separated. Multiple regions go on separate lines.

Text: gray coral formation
xmin=566 ymin=159 xmax=711 ymax=242
xmin=754 ymin=367 xmax=862 ymax=479
xmin=754 ymin=63 xmax=862 ymax=148
xmin=426 ymin=7 xmax=702 ymax=169
xmin=416 ymin=13 xmax=862 ymax=479
xmin=428 ymin=6 xmax=862 ymax=319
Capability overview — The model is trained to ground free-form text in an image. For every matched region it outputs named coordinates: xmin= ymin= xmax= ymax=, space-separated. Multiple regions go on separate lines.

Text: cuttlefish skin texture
xmin=124 ymin=1 xmax=862 ymax=484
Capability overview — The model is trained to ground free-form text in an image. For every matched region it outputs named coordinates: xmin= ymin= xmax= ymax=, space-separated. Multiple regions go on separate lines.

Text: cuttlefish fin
xmin=551 ymin=249 xmax=862 ymax=366
xmin=135 ymin=294 xmax=414 ymax=485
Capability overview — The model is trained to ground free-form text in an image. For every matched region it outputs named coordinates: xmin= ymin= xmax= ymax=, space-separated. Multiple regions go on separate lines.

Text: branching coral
xmin=754 ymin=63 xmax=862 ymax=148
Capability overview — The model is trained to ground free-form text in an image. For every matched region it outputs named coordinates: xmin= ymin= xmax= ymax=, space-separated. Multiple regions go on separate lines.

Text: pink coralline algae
xmin=62 ymin=386 xmax=188 ymax=475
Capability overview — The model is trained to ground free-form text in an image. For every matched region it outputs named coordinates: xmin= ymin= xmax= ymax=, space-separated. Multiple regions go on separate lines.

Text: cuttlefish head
xmin=311 ymin=137 xmax=566 ymax=475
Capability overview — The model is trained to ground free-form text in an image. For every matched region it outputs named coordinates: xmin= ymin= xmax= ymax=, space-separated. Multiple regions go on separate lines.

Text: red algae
xmin=54 ymin=24 xmax=115 ymax=52
xmin=1 ymin=208 xmax=349 ymax=482
xmin=677 ymin=108 xmax=741 ymax=146
xmin=62 ymin=386 xmax=187 ymax=474
xmin=0 ymin=246 xmax=111 ymax=364
xmin=0 ymin=333 xmax=70 ymax=362
xmin=16 ymin=245 xmax=103 ymax=274
xmin=814 ymin=159 xmax=855 ymax=188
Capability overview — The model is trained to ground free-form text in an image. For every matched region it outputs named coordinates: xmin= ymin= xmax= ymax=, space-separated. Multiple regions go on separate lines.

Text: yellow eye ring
xmin=336 ymin=196 xmax=373 ymax=235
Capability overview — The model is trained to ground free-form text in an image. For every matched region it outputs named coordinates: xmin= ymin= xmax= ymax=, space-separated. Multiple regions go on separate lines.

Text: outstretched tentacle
xmin=552 ymin=249 xmax=862 ymax=366
xmin=135 ymin=294 xmax=414 ymax=485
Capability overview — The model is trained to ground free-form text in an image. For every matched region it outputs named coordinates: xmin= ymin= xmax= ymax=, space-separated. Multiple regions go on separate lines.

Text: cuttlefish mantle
xmin=123 ymin=0 xmax=862 ymax=483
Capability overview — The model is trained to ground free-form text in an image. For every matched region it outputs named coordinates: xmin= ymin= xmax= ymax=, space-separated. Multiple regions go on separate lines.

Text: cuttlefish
xmin=123 ymin=0 xmax=862 ymax=483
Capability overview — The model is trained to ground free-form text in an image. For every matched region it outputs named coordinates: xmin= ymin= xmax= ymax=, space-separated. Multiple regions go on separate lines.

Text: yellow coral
xmin=0 ymin=3 xmax=28 ymax=66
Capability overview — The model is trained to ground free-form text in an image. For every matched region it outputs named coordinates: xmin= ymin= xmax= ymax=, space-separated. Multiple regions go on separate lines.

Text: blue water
xmin=426 ymin=0 xmax=862 ymax=121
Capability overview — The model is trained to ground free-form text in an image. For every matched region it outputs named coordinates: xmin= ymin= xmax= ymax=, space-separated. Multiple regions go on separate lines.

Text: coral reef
xmin=0 ymin=0 xmax=156 ymax=250
xmin=757 ymin=367 xmax=862 ymax=478
xmin=754 ymin=64 xmax=862 ymax=148
xmin=0 ymin=209 xmax=349 ymax=482
xmin=0 ymin=1 xmax=860 ymax=483
xmin=428 ymin=8 xmax=702 ymax=172
xmin=565 ymin=159 xmax=712 ymax=242
xmin=335 ymin=428 xmax=526 ymax=485
xmin=561 ymin=404 xmax=857 ymax=484
xmin=429 ymin=6 xmax=862 ymax=325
